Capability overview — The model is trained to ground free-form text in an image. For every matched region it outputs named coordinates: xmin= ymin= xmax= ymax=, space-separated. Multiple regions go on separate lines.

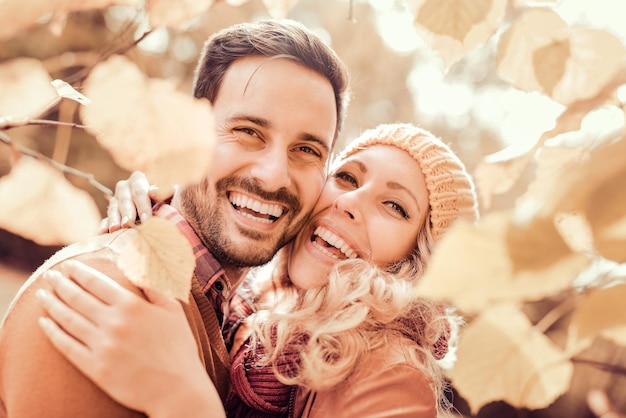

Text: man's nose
xmin=249 ymin=147 xmax=291 ymax=191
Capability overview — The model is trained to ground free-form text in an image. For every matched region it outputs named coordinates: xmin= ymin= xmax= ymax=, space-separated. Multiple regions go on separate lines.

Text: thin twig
xmin=0 ymin=119 xmax=89 ymax=130
xmin=534 ymin=292 xmax=578 ymax=334
xmin=0 ymin=131 xmax=112 ymax=196
xmin=572 ymin=357 xmax=626 ymax=375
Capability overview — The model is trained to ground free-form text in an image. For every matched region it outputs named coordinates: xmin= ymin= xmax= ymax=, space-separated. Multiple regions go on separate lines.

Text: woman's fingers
xmin=37 ymin=288 xmax=96 ymax=347
xmin=113 ymin=179 xmax=137 ymax=227
xmin=55 ymin=260 xmax=126 ymax=307
xmin=128 ymin=171 xmax=153 ymax=223
xmin=38 ymin=316 xmax=93 ymax=368
xmin=106 ymin=197 xmax=122 ymax=232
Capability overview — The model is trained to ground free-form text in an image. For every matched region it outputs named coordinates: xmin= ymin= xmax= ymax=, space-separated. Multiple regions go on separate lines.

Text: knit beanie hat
xmin=335 ymin=123 xmax=479 ymax=242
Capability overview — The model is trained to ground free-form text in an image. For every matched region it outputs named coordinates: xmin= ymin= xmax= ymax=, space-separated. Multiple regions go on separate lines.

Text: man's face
xmin=180 ymin=56 xmax=337 ymax=269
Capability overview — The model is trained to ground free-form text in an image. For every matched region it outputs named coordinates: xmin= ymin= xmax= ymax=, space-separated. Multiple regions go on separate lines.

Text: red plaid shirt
xmin=154 ymin=203 xmax=231 ymax=323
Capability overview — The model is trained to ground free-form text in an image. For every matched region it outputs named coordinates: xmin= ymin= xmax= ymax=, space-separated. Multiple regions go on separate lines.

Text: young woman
xmin=37 ymin=123 xmax=479 ymax=417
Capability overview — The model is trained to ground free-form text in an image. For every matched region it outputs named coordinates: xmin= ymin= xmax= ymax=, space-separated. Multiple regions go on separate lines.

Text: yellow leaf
xmin=532 ymin=39 xmax=571 ymax=97
xmin=586 ymin=166 xmax=626 ymax=263
xmin=507 ymin=216 xmax=573 ymax=271
xmin=0 ymin=0 xmax=141 ymax=41
xmin=408 ymin=0 xmax=507 ymax=68
xmin=147 ymin=0 xmax=214 ymax=29
xmin=117 ymin=217 xmax=196 ymax=301
xmin=554 ymin=212 xmax=594 ymax=254
xmin=415 ymin=212 xmax=587 ymax=313
xmin=473 ymin=142 xmax=536 ymax=210
xmin=0 ymin=159 xmax=101 ymax=245
xmin=497 ymin=9 xmax=570 ymax=95
xmin=0 ymin=58 xmax=58 ymax=119
xmin=552 ymin=29 xmax=626 ymax=105
xmin=80 ymin=55 xmax=216 ymax=198
xmin=450 ymin=305 xmax=573 ymax=413
xmin=414 ymin=0 xmax=490 ymax=41
xmin=262 ymin=0 xmax=298 ymax=19
xmin=498 ymin=10 xmax=626 ymax=105
xmin=570 ymin=284 xmax=626 ymax=346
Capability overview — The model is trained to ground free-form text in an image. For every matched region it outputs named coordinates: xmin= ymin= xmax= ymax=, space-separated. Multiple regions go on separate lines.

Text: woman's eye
xmin=387 ymin=201 xmax=409 ymax=219
xmin=335 ymin=171 xmax=358 ymax=187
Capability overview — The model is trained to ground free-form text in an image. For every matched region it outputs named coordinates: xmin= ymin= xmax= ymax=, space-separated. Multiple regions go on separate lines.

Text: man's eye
xmin=296 ymin=146 xmax=321 ymax=157
xmin=234 ymin=127 xmax=257 ymax=136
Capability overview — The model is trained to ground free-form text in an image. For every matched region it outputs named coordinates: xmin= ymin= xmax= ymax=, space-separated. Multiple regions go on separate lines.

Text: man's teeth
xmin=313 ymin=226 xmax=357 ymax=259
xmin=230 ymin=192 xmax=284 ymax=223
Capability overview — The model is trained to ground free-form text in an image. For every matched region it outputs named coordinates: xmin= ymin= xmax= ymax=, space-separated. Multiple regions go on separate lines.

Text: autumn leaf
xmin=569 ymin=284 xmax=626 ymax=348
xmin=473 ymin=142 xmax=536 ymax=210
xmin=497 ymin=10 xmax=626 ymax=105
xmin=414 ymin=212 xmax=588 ymax=313
xmin=80 ymin=55 xmax=216 ymax=200
xmin=0 ymin=158 xmax=101 ymax=245
xmin=0 ymin=58 xmax=58 ymax=120
xmin=117 ymin=217 xmax=196 ymax=301
xmin=450 ymin=304 xmax=573 ymax=413
xmin=550 ymin=29 xmax=626 ymax=105
xmin=497 ymin=9 xmax=570 ymax=97
xmin=147 ymin=0 xmax=214 ymax=29
xmin=51 ymin=79 xmax=91 ymax=105
xmin=0 ymin=0 xmax=141 ymax=41
xmin=408 ymin=0 xmax=507 ymax=68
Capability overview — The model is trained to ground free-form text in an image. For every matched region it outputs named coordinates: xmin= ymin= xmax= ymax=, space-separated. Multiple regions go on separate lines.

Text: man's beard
xmin=180 ymin=176 xmax=308 ymax=268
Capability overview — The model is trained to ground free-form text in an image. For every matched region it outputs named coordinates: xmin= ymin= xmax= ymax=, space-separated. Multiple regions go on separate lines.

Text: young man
xmin=0 ymin=20 xmax=350 ymax=418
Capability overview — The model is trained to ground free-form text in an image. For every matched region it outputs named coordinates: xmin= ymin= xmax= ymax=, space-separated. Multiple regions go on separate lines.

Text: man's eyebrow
xmin=301 ymin=133 xmax=330 ymax=155
xmin=388 ymin=181 xmax=422 ymax=213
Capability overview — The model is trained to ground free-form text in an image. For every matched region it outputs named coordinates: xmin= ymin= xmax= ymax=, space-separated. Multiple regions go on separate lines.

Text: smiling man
xmin=0 ymin=19 xmax=349 ymax=418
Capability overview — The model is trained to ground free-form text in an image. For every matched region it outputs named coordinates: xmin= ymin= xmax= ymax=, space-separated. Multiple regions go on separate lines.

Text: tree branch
xmin=0 ymin=131 xmax=112 ymax=196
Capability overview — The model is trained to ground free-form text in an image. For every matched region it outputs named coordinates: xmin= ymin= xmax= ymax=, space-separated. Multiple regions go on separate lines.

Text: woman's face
xmin=288 ymin=145 xmax=430 ymax=289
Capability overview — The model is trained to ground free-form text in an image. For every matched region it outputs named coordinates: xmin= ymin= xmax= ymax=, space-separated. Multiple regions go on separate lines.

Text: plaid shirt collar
xmin=154 ymin=203 xmax=231 ymax=318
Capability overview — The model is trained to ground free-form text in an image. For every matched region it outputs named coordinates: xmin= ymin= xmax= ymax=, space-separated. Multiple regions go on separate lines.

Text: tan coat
xmin=294 ymin=338 xmax=437 ymax=418
xmin=0 ymin=230 xmax=230 ymax=418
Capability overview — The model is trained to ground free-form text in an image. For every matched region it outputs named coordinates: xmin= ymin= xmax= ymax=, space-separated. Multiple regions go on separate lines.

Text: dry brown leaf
xmin=414 ymin=212 xmax=586 ymax=313
xmin=520 ymin=143 xmax=590 ymax=215
xmin=147 ymin=0 xmax=214 ymax=29
xmin=498 ymin=10 xmax=626 ymax=105
xmin=532 ymin=38 xmax=570 ymax=97
xmin=117 ymin=217 xmax=196 ymax=301
xmin=262 ymin=0 xmax=298 ymax=19
xmin=408 ymin=0 xmax=507 ymax=68
xmin=551 ymin=29 xmax=626 ymax=105
xmin=554 ymin=212 xmax=594 ymax=254
xmin=450 ymin=305 xmax=573 ymax=413
xmin=0 ymin=58 xmax=58 ymax=120
xmin=0 ymin=158 xmax=101 ymax=245
xmin=497 ymin=8 xmax=570 ymax=96
xmin=473 ymin=143 xmax=536 ymax=210
xmin=51 ymin=79 xmax=91 ymax=106
xmin=80 ymin=55 xmax=215 ymax=198
xmin=569 ymin=284 xmax=626 ymax=347
xmin=586 ymin=169 xmax=626 ymax=263
xmin=0 ymin=0 xmax=140 ymax=41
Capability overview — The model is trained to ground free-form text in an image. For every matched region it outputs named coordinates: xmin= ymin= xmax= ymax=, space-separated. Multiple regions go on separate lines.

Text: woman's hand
xmin=100 ymin=171 xmax=158 ymax=233
xmin=37 ymin=260 xmax=224 ymax=418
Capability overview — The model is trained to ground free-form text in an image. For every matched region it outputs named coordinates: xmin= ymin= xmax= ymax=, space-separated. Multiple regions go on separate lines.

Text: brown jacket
xmin=0 ymin=229 xmax=230 ymax=417
xmin=293 ymin=338 xmax=437 ymax=418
